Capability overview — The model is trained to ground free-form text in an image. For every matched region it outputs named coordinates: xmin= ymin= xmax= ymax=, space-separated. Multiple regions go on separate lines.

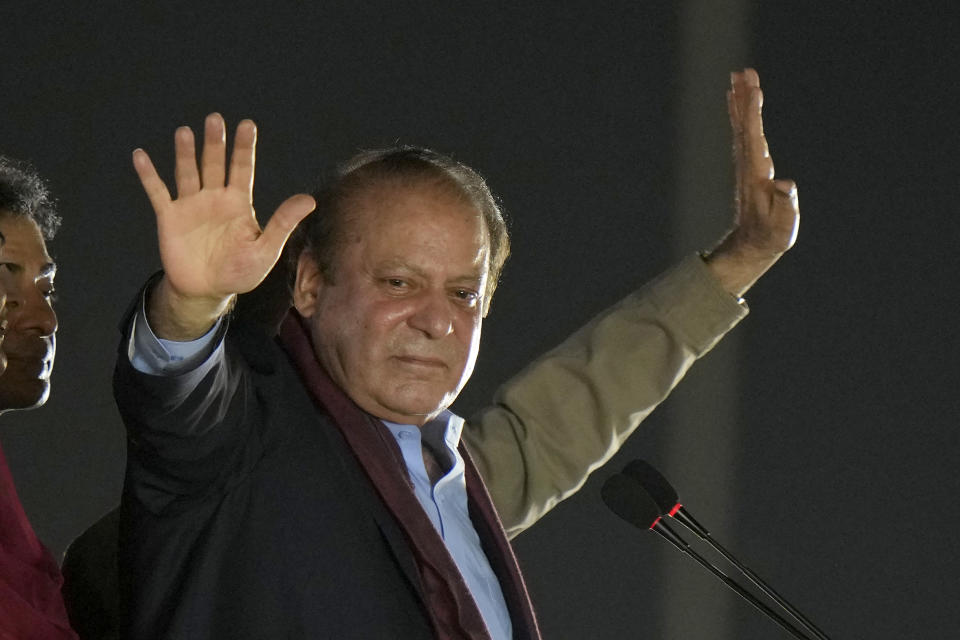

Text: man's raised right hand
xmin=133 ymin=113 xmax=315 ymax=340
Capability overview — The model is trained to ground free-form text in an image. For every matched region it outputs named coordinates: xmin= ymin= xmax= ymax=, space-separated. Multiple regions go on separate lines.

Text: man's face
xmin=0 ymin=214 xmax=57 ymax=412
xmin=294 ymin=182 xmax=490 ymax=426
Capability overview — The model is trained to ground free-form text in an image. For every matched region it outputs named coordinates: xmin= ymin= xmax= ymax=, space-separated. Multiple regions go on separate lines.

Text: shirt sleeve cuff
xmin=127 ymin=290 xmax=226 ymax=376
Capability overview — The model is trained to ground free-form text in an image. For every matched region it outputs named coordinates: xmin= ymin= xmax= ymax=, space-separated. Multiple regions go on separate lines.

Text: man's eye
xmin=454 ymin=289 xmax=478 ymax=302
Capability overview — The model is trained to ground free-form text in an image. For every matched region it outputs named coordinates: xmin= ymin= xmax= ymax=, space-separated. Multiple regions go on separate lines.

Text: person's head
xmin=0 ymin=155 xmax=60 ymax=412
xmin=291 ymin=146 xmax=509 ymax=425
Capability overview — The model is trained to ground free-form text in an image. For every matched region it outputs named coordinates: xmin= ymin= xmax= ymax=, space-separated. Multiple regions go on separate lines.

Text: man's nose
xmin=7 ymin=288 xmax=57 ymax=336
xmin=407 ymin=291 xmax=454 ymax=339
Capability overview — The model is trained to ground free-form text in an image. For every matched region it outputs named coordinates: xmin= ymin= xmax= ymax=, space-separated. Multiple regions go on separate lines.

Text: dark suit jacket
xmin=115 ymin=315 xmax=441 ymax=639
xmin=108 ymin=255 xmax=744 ymax=639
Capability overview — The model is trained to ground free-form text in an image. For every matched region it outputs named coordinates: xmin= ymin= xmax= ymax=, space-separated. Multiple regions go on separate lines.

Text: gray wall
xmin=3 ymin=2 xmax=958 ymax=638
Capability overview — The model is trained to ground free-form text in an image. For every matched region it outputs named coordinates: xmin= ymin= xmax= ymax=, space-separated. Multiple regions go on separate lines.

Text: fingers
xmin=730 ymin=69 xmax=756 ymax=132
xmin=730 ymin=69 xmax=774 ymax=183
xmin=174 ymin=126 xmax=200 ymax=198
xmin=259 ymin=194 xmax=317 ymax=258
xmin=732 ymin=67 xmax=760 ymax=91
xmin=172 ymin=114 xmax=256 ymax=198
xmin=228 ymin=119 xmax=257 ymax=200
xmin=773 ymin=179 xmax=796 ymax=198
xmin=726 ymin=89 xmax=741 ymax=138
xmin=200 ymin=113 xmax=227 ymax=188
xmin=730 ymin=68 xmax=762 ymax=137
xmin=770 ymin=179 xmax=800 ymax=250
xmin=728 ymin=89 xmax=746 ymax=211
xmin=773 ymin=180 xmax=799 ymax=222
xmin=132 ymin=148 xmax=172 ymax=214
xmin=745 ymin=87 xmax=774 ymax=181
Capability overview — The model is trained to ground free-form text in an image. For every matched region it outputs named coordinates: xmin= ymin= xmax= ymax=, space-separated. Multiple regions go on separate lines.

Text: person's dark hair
xmin=0 ymin=155 xmax=60 ymax=239
xmin=290 ymin=146 xmax=510 ymax=313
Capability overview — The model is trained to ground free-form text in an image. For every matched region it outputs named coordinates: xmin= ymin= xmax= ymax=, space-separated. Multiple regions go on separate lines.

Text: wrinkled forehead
xmin=344 ymin=179 xmax=489 ymax=245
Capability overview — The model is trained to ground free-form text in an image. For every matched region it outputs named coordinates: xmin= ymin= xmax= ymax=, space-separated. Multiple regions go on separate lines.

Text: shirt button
xmin=398 ymin=430 xmax=414 ymax=440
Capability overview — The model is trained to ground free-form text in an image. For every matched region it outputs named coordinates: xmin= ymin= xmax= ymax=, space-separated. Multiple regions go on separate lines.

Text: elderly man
xmin=0 ymin=155 xmax=74 ymax=639
xmin=115 ymin=68 xmax=798 ymax=638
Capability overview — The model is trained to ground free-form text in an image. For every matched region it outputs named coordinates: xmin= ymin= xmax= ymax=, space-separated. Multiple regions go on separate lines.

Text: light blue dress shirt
xmin=381 ymin=416 xmax=512 ymax=640
xmin=128 ymin=307 xmax=513 ymax=639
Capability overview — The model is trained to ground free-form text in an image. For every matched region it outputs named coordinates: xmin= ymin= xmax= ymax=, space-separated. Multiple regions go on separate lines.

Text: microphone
xmin=601 ymin=473 xmax=814 ymax=640
xmin=621 ymin=460 xmax=831 ymax=640
xmin=600 ymin=474 xmax=689 ymax=552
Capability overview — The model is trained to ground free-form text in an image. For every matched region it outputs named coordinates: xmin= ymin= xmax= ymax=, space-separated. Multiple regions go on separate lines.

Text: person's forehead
xmin=0 ymin=214 xmax=54 ymax=266
xmin=350 ymin=182 xmax=486 ymax=235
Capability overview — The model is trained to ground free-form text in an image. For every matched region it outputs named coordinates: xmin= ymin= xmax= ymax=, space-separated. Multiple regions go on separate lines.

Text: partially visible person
xmin=0 ymin=154 xmax=75 ymax=639
xmin=0 ymin=231 xmax=9 ymax=373
xmin=0 ymin=159 xmax=59 ymax=413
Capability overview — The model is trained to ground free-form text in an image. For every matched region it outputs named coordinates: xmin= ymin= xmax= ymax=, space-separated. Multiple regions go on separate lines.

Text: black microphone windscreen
xmin=622 ymin=459 xmax=678 ymax=513
xmin=601 ymin=473 xmax=662 ymax=529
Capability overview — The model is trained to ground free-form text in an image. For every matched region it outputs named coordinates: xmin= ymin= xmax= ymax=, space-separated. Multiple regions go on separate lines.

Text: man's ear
xmin=292 ymin=252 xmax=325 ymax=318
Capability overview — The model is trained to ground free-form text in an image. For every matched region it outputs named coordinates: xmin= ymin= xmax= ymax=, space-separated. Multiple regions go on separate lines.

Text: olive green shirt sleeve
xmin=462 ymin=254 xmax=748 ymax=538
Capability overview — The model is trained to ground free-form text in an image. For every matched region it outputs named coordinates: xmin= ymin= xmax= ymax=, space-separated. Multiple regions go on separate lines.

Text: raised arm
xmin=704 ymin=68 xmax=800 ymax=297
xmin=467 ymin=68 xmax=799 ymax=535
xmin=132 ymin=113 xmax=315 ymax=340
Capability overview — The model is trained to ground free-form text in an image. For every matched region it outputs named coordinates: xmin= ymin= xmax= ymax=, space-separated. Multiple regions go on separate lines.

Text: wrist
xmin=701 ymin=243 xmax=780 ymax=299
xmin=147 ymin=276 xmax=236 ymax=341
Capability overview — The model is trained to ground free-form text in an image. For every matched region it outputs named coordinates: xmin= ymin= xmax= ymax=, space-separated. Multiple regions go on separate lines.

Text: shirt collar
xmin=381 ymin=409 xmax=464 ymax=453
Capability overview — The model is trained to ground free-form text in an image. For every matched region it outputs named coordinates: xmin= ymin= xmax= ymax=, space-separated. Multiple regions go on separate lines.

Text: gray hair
xmin=291 ymin=146 xmax=509 ymax=311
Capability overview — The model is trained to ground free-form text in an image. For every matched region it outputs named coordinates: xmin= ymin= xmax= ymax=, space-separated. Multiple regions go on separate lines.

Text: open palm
xmin=133 ymin=113 xmax=315 ymax=303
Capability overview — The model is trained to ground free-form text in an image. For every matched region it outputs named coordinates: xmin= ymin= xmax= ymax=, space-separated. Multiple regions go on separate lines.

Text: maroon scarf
xmin=0 ymin=441 xmax=77 ymax=640
xmin=279 ymin=312 xmax=540 ymax=640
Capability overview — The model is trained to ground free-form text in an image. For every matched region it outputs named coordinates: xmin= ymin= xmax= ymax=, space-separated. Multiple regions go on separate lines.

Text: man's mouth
xmin=4 ymin=339 xmax=52 ymax=362
xmin=4 ymin=351 xmax=53 ymax=377
xmin=6 ymin=350 xmax=51 ymax=362
xmin=395 ymin=355 xmax=447 ymax=369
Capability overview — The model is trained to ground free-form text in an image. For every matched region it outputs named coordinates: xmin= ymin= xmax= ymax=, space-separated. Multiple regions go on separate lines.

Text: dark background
xmin=3 ymin=2 xmax=959 ymax=638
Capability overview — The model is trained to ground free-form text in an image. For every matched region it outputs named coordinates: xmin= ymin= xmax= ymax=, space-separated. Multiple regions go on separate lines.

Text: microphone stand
xmin=671 ymin=508 xmax=832 ymax=640
xmin=651 ymin=518 xmax=814 ymax=640
xmin=620 ymin=460 xmax=833 ymax=640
